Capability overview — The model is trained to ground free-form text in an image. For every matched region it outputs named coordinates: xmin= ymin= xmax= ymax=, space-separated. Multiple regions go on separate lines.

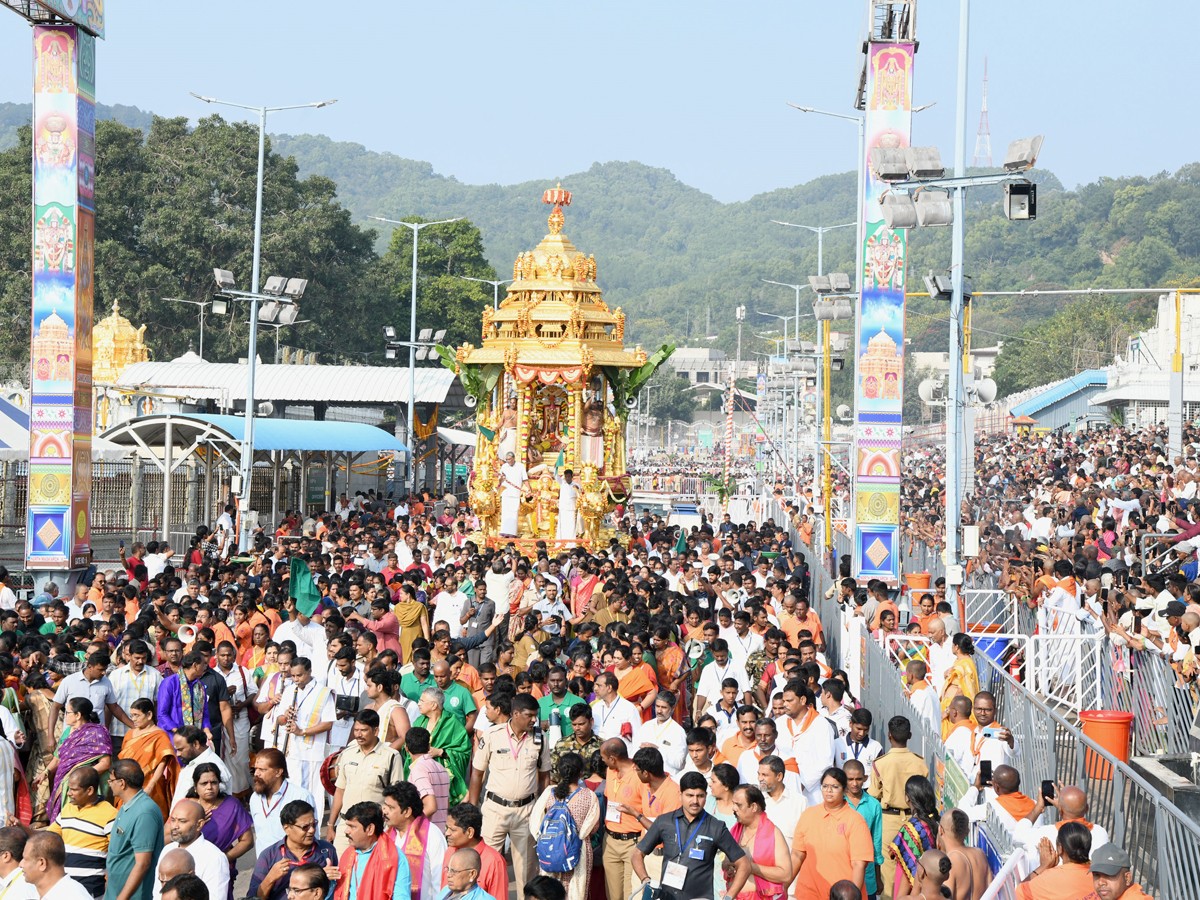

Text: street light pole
xmin=456 ymin=275 xmax=513 ymax=310
xmin=370 ymin=216 xmax=465 ymax=494
xmin=192 ymin=93 xmax=335 ymax=551
xmin=164 ymin=297 xmax=211 ymax=359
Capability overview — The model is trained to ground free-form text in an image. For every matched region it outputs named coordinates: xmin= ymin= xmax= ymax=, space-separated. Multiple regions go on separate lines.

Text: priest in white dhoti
xmin=499 ymin=452 xmax=530 ymax=537
xmin=632 ymin=690 xmax=688 ymax=775
xmin=557 ymin=469 xmax=579 ymax=543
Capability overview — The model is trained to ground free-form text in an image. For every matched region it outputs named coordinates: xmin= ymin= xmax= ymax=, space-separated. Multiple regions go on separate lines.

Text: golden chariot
xmin=441 ymin=186 xmax=672 ymax=550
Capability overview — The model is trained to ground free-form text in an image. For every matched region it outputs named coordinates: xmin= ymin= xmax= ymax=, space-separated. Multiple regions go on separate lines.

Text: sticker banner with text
xmin=852 ymin=41 xmax=914 ymax=584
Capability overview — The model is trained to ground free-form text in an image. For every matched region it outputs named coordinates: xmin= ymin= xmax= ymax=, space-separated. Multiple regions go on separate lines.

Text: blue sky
xmin=0 ymin=1 xmax=1192 ymax=202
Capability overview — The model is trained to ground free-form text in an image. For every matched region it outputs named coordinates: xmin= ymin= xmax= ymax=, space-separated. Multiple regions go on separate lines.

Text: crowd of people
xmin=0 ymin=474 xmax=1157 ymax=900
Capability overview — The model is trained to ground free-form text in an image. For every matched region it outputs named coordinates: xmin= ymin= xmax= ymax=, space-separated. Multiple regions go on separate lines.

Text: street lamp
xmin=456 ymin=275 xmax=513 ymax=310
xmin=810 ymin=276 xmax=855 ymax=556
xmin=210 ymin=268 xmax=306 ymax=549
xmin=192 ymin=92 xmax=334 ymax=551
xmin=383 ymin=327 xmax=446 ymax=362
xmin=370 ymin=215 xmax=464 ymax=493
xmin=164 ymin=297 xmax=212 ymax=359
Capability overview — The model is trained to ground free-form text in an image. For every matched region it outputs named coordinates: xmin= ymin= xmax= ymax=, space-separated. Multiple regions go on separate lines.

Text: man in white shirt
xmin=155 ymin=801 xmax=229 ymax=900
xmin=774 ymin=681 xmax=835 ymax=805
xmin=556 ymin=470 xmax=579 ymax=544
xmin=249 ymin=749 xmax=314 ymax=857
xmin=0 ymin=827 xmax=35 ymax=900
xmin=498 ymin=452 xmax=530 ymax=537
xmin=632 ymin=691 xmax=688 ymax=776
xmin=694 ymin=640 xmax=752 ymax=713
xmin=432 ymin=582 xmax=468 ymax=640
xmin=531 ymin=582 xmax=572 ymax=638
xmin=143 ymin=543 xmax=173 ymax=581
xmin=108 ymin=641 xmax=162 ymax=751
xmin=819 ymin=680 xmax=852 ymax=740
xmin=590 ymin=673 xmax=640 ymax=744
xmin=757 ymin=755 xmax=805 ymax=842
xmin=273 ymin=601 xmax=327 ymax=666
xmin=274 ymin=658 xmax=335 ymax=826
xmin=171 ymin=728 xmax=232 ymax=811
xmin=0 ymin=569 xmax=16 ymax=613
xmin=902 ymin=659 xmax=941 ymax=734
xmin=736 ymin=719 xmax=801 ymax=793
xmin=679 ymin=727 xmax=720 ymax=778
xmin=833 ymin=709 xmax=883 ymax=791
xmin=325 ymin=649 xmax=365 ymax=750
xmin=15 ymin=832 xmax=89 ymax=900
xmin=925 ymin=618 xmax=955 ymax=691
xmin=726 ymin=611 xmax=764 ymax=668
xmin=214 ymin=504 xmax=236 ymax=558
xmin=213 ymin=642 xmax=257 ymax=795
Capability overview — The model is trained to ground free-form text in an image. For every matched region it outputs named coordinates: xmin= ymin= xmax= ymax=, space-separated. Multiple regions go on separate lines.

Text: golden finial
xmin=542 ymin=183 xmax=572 ymax=235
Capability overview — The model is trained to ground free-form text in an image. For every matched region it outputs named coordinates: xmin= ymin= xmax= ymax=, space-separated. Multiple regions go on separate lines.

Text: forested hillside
xmin=2 ymin=102 xmax=1197 ymax=396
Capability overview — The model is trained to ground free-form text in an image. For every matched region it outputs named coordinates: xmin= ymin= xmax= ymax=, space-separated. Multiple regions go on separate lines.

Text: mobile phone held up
xmin=1041 ymin=779 xmax=1055 ymax=801
xmin=979 ymin=760 xmax=993 ymax=787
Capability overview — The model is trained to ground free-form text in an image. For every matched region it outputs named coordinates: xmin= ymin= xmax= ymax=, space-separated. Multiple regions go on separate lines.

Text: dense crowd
xmin=0 ymin=481 xmax=1154 ymax=900
xmin=896 ymin=423 xmax=1200 ymax=682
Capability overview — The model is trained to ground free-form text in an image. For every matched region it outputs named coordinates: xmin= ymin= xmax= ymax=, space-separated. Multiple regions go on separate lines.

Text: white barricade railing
xmin=979 ymin=852 xmax=1024 ymax=900
xmin=962 ymin=588 xmax=1021 ymax=633
xmin=882 ymin=633 xmax=932 ymax=671
xmin=1027 ymin=632 xmax=1106 ymax=714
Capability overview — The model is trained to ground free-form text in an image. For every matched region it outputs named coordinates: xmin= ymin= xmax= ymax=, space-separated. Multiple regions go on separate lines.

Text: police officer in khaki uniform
xmin=869 ymin=715 xmax=930 ymax=898
xmin=468 ymin=691 xmax=550 ymax=898
xmin=324 ymin=709 xmax=400 ymax=854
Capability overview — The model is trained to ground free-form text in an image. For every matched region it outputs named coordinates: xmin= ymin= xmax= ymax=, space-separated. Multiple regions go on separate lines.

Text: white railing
xmin=1027 ymin=632 xmax=1107 ymax=714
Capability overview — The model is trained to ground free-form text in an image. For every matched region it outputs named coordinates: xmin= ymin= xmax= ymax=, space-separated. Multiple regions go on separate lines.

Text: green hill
xmin=1 ymin=101 xmax=1195 ymax=395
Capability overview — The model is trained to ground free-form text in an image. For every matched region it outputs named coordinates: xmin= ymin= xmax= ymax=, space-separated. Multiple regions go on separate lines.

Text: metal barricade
xmin=975 ymin=649 xmax=1200 ymax=898
xmin=1026 ymin=632 xmax=1107 ymax=714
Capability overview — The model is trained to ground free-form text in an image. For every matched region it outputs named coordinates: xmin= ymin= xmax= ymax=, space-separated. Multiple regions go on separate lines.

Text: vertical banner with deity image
xmin=851 ymin=41 xmax=914 ymax=585
xmin=27 ymin=24 xmax=94 ymax=570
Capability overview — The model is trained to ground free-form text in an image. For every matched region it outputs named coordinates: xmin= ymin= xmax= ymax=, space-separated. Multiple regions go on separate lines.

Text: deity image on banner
xmin=864 ymin=222 xmax=905 ymax=291
xmin=870 ymin=45 xmax=911 ymax=112
xmin=35 ymin=111 xmax=77 ymax=171
xmin=34 ymin=29 xmax=75 ymax=95
xmin=34 ymin=204 xmax=75 ymax=274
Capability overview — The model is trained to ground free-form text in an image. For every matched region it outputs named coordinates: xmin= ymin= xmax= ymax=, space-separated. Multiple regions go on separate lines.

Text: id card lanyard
xmin=674 ymin=812 xmax=708 ymax=862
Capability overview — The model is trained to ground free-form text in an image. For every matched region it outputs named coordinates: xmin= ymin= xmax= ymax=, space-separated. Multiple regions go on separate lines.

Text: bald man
xmin=155 ymin=802 xmax=227 ymax=900
xmin=926 ymin=618 xmax=954 ymax=690
xmin=155 ymin=849 xmax=195 ymax=892
xmin=917 ymin=849 xmax=952 ymax=899
xmin=438 ymin=847 xmax=490 ymax=900
xmin=1021 ymin=784 xmax=1109 ymax=867
xmin=827 ymin=880 xmax=861 ymax=900
xmin=939 ymin=810 xmax=987 ymax=900
xmin=20 ymin=832 xmax=90 ymax=900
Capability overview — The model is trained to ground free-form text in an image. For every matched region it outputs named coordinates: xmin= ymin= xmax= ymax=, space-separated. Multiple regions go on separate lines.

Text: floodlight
xmin=830 ymin=332 xmax=852 ymax=353
xmin=284 ymin=278 xmax=308 ymax=300
xmin=213 ymin=268 xmax=236 ymax=291
xmin=905 ymin=146 xmax=945 ymax=180
xmin=262 ymin=275 xmax=287 ymax=296
xmin=385 ymin=346 xmax=397 ymax=360
xmin=924 ymin=273 xmax=954 ymax=299
xmin=828 ymin=273 xmax=852 ymax=293
xmin=1004 ymin=183 xmax=1037 ymax=221
xmin=869 ymin=147 xmax=909 ymax=182
xmin=814 ymin=296 xmax=854 ymax=321
xmin=259 ymin=300 xmax=281 ymax=323
xmin=1003 ymin=135 xmax=1044 ymax=172
xmin=211 ymin=297 xmax=229 ymax=316
xmin=432 ymin=329 xmax=447 ymax=343
xmin=808 ymin=275 xmax=832 ymax=294
xmin=417 ymin=328 xmax=433 ymax=342
xmin=830 ymin=359 xmax=845 ymax=371
xmin=383 ymin=325 xmax=397 ymax=340
xmin=880 ymin=194 xmax=918 ymax=229
xmin=277 ymin=303 xmax=299 ymax=326
xmin=915 ymin=190 xmax=953 ymax=227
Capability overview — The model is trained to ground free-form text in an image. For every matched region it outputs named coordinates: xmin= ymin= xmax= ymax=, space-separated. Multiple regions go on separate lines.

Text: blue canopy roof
xmin=1009 ymin=369 xmax=1108 ymax=419
xmin=101 ymin=413 xmax=407 ymax=454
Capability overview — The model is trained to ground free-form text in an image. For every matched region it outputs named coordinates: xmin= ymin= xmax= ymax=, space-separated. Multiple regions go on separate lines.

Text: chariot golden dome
xmin=457 ymin=185 xmax=646 ymax=371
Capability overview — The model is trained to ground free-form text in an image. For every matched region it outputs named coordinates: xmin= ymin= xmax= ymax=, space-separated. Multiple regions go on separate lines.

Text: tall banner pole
xmin=851 ymin=40 xmax=915 ymax=587
xmin=27 ymin=24 xmax=95 ymax=573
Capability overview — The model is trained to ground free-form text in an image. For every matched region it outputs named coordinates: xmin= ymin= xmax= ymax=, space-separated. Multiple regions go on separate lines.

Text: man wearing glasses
xmin=280 ymin=865 xmax=329 ymax=900
xmin=249 ymin=800 xmax=338 ymax=900
xmin=434 ymin=849 xmax=490 ymax=900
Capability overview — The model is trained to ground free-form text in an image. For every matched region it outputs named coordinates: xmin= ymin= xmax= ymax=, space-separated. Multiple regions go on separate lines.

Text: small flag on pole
xmin=289 ymin=556 xmax=322 ymax=617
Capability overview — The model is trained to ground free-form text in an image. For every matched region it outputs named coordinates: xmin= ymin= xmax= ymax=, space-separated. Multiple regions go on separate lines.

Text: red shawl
xmin=730 ymin=814 xmax=784 ymax=900
xmin=335 ymin=834 xmax=400 ymax=900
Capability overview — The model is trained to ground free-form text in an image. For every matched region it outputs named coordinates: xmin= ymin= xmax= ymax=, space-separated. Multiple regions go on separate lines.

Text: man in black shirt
xmin=632 ymin=771 xmax=750 ymax=900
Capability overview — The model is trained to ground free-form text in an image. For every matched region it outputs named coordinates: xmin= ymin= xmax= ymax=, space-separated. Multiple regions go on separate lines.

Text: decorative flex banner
xmin=852 ymin=41 xmax=914 ymax=584
xmin=28 ymin=24 xmax=94 ymax=570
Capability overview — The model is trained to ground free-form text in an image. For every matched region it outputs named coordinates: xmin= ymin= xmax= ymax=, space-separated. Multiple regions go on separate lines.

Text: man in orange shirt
xmin=1017 ymin=822 xmax=1093 ymax=900
xmin=601 ymin=738 xmax=646 ymax=900
xmin=632 ymin=746 xmax=682 ymax=827
xmin=720 ymin=707 xmax=760 ymax=768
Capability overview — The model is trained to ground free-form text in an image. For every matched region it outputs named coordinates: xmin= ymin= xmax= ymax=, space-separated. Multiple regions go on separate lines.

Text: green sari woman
xmin=403 ymin=690 xmax=471 ymax=805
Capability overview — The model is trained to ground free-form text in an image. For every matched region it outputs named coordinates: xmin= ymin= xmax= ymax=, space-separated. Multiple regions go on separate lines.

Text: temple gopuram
xmin=447 ymin=186 xmax=671 ymax=549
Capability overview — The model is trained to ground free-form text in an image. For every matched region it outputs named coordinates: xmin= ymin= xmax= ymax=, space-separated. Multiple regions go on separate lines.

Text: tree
xmin=645 ymin=370 xmax=696 ymax=423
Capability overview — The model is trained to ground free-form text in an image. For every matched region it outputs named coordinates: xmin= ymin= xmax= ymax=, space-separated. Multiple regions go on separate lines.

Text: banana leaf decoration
xmin=601 ymin=342 xmax=676 ymax=423
xmin=435 ymin=345 xmax=501 ymax=409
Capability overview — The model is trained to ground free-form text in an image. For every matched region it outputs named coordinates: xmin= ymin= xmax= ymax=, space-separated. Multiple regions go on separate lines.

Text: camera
xmin=335 ymin=694 xmax=360 ymax=716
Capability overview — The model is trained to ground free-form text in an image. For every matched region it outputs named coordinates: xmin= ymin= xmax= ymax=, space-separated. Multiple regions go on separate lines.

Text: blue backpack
xmin=536 ymin=788 xmax=583 ymax=873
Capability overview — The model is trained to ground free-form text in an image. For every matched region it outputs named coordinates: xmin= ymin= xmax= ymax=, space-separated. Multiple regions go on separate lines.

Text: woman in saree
xmin=239 ymin=622 xmax=270 ymax=670
xmin=612 ymin=644 xmax=656 ymax=722
xmin=118 ymin=697 xmax=178 ymax=818
xmin=570 ymin=561 xmax=602 ymax=625
xmin=188 ymin=762 xmax=254 ymax=900
xmin=939 ymin=633 xmax=979 ymax=739
xmin=42 ymin=697 xmax=111 ymax=822
xmin=404 ymin=686 xmax=470 ymax=805
xmin=652 ymin=626 xmax=691 ymax=723
xmin=888 ymin=776 xmax=940 ymax=897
